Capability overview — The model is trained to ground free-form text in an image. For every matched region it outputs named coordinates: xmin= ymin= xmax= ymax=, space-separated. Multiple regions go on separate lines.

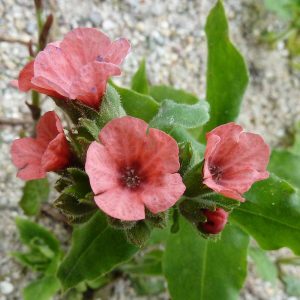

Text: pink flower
xmin=11 ymin=111 xmax=70 ymax=180
xmin=201 ymin=208 xmax=229 ymax=234
xmin=203 ymin=122 xmax=270 ymax=201
xmin=85 ymin=116 xmax=186 ymax=221
xmin=15 ymin=28 xmax=130 ymax=108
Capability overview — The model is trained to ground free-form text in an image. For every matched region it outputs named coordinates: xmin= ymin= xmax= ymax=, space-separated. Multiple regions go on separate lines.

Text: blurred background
xmin=1 ymin=0 xmax=300 ymax=299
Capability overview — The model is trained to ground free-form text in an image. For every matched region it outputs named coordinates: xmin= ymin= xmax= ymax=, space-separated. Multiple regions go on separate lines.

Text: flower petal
xmin=203 ymin=134 xmax=221 ymax=179
xmin=11 ymin=137 xmax=46 ymax=180
xmin=141 ymin=173 xmax=185 ymax=214
xmin=60 ymin=28 xmax=111 ymax=69
xmin=94 ymin=188 xmax=145 ymax=221
xmin=32 ymin=44 xmax=73 ymax=97
xmin=220 ymin=166 xmax=269 ymax=194
xmin=42 ymin=133 xmax=70 ymax=172
xmin=99 ymin=117 xmax=180 ymax=175
xmin=206 ymin=123 xmax=242 ymax=164
xmin=203 ymin=177 xmax=245 ymax=202
xmin=36 ymin=111 xmax=63 ymax=144
xmin=17 ymin=59 xmax=64 ymax=98
xmin=85 ymin=142 xmax=119 ymax=195
xmin=218 ymin=132 xmax=270 ymax=172
xmin=104 ymin=38 xmax=131 ymax=65
xmin=69 ymin=61 xmax=121 ymax=108
xmin=18 ymin=60 xmax=35 ymax=92
xmin=17 ymin=164 xmax=46 ymax=181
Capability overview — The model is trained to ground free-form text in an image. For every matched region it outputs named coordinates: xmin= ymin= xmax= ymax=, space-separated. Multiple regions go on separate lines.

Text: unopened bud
xmin=201 ymin=208 xmax=229 ymax=234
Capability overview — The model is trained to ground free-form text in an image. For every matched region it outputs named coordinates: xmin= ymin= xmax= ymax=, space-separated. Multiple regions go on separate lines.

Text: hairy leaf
xmin=150 ymin=85 xmax=199 ymax=105
xmin=111 ymin=82 xmax=159 ymax=122
xmin=149 ymin=99 xmax=209 ymax=130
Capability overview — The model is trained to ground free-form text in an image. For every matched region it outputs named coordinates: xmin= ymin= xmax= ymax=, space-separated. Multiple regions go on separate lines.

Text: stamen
xmin=209 ymin=165 xmax=222 ymax=182
xmin=121 ymin=167 xmax=141 ymax=189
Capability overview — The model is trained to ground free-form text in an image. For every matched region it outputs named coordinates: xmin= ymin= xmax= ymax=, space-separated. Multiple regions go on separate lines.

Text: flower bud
xmin=201 ymin=208 xmax=229 ymax=234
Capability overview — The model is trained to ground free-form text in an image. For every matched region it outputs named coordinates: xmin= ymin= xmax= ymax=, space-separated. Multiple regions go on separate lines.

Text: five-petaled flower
xmin=11 ymin=111 xmax=70 ymax=180
xmin=201 ymin=208 xmax=229 ymax=234
xmin=15 ymin=28 xmax=130 ymax=108
xmin=85 ymin=116 xmax=186 ymax=221
xmin=203 ymin=122 xmax=270 ymax=201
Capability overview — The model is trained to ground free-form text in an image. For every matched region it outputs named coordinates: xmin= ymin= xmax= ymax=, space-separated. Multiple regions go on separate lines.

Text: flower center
xmin=209 ymin=165 xmax=223 ymax=182
xmin=121 ymin=167 xmax=141 ymax=189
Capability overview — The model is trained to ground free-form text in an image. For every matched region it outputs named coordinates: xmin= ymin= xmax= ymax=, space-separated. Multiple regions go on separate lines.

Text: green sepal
xmin=106 ymin=216 xmax=137 ymax=230
xmin=145 ymin=210 xmax=168 ymax=229
xmin=96 ymin=84 xmax=126 ymax=128
xmin=53 ymin=194 xmax=96 ymax=224
xmin=78 ymin=118 xmax=100 ymax=140
xmin=52 ymin=98 xmax=99 ymax=124
xmin=53 ymin=168 xmax=95 ymax=224
xmin=125 ymin=221 xmax=151 ymax=248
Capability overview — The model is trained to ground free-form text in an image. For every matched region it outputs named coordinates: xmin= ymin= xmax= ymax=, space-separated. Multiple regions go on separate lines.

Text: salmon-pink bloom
xmin=201 ymin=208 xmax=229 ymax=234
xmin=203 ymin=122 xmax=270 ymax=201
xmin=85 ymin=116 xmax=186 ymax=221
xmin=15 ymin=28 xmax=130 ymax=108
xmin=11 ymin=111 xmax=70 ymax=180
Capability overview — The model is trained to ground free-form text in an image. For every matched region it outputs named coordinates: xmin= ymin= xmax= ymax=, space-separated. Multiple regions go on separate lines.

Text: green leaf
xmin=130 ymin=276 xmax=165 ymax=296
xmin=97 ymin=85 xmax=126 ymax=128
xmin=15 ymin=218 xmax=60 ymax=255
xmin=57 ymin=212 xmax=138 ymax=289
xmin=231 ymin=174 xmax=300 ymax=254
xmin=263 ymin=0 xmax=294 ymax=20
xmin=13 ymin=218 xmax=61 ymax=274
xmin=268 ymin=150 xmax=300 ymax=189
xmin=111 ymin=82 xmax=159 ymax=122
xmin=122 ymin=249 xmax=163 ymax=276
xmin=131 ymin=59 xmax=149 ymax=94
xmin=283 ymin=275 xmax=300 ymax=296
xmin=150 ymin=85 xmax=199 ymax=104
xmin=19 ymin=178 xmax=50 ymax=216
xmin=163 ymin=219 xmax=249 ymax=300
xmin=149 ymin=99 xmax=209 ymax=130
xmin=291 ymin=121 xmax=300 ymax=155
xmin=23 ymin=275 xmax=60 ymax=300
xmin=202 ymin=0 xmax=249 ymax=137
xmin=249 ymin=247 xmax=278 ymax=284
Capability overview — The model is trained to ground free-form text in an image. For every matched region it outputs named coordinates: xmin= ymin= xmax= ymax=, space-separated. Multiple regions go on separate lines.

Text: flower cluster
xmin=11 ymin=28 xmax=270 ymax=237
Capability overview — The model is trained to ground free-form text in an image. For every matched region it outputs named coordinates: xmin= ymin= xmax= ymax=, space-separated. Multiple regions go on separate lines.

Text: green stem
xmin=32 ymin=90 xmax=40 ymax=107
xmin=36 ymin=8 xmax=43 ymax=35
xmin=276 ymin=256 xmax=300 ymax=266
